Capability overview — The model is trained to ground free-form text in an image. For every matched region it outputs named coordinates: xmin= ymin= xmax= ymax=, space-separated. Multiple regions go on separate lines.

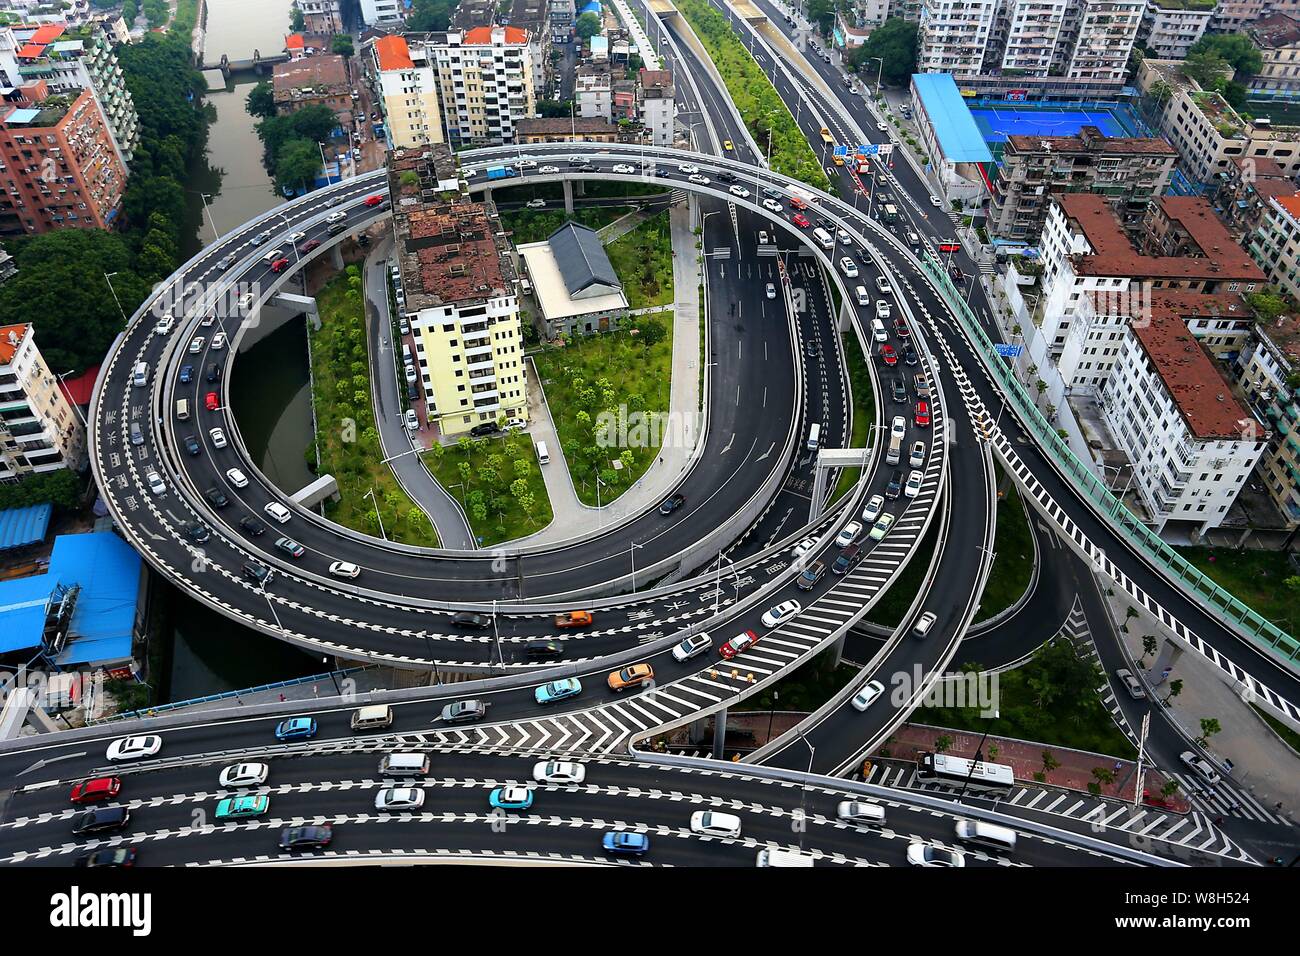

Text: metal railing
xmin=920 ymin=256 xmax=1300 ymax=667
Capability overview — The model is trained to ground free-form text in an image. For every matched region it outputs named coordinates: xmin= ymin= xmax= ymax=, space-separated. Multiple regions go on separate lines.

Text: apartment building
xmin=387 ymin=147 xmax=528 ymax=436
xmin=640 ymin=68 xmax=674 ymax=147
xmin=575 ymin=63 xmax=611 ymax=119
xmin=918 ymin=0 xmax=998 ymax=75
xmin=1214 ymin=156 xmax=1299 ymax=233
xmin=373 ymin=34 xmax=444 ymax=149
xmin=550 ymin=0 xmax=576 ymax=40
xmin=1138 ymin=1 xmax=1214 ymax=60
xmin=429 ymin=27 xmax=536 ymax=147
xmin=989 ymin=125 xmax=1176 ymax=241
xmin=298 ymin=0 xmax=344 ymax=34
xmin=358 ymin=0 xmax=407 ymax=27
xmin=1248 ymin=13 xmax=1300 ymax=96
xmin=0 ymin=84 xmax=127 ymax=236
xmin=1059 ymin=0 xmax=1145 ymax=82
xmin=1211 ymin=0 xmax=1266 ymax=32
xmin=994 ymin=0 xmax=1070 ymax=75
xmin=1139 ymin=58 xmax=1300 ymax=183
xmin=1099 ymin=310 xmax=1266 ymax=534
xmin=1234 ymin=316 xmax=1300 ymax=526
xmin=0 ymin=0 xmax=91 ymax=27
xmin=1247 ymin=194 xmax=1300 ymax=302
xmin=0 ymin=323 xmax=84 ymax=479
xmin=0 ymin=23 xmax=139 ymax=167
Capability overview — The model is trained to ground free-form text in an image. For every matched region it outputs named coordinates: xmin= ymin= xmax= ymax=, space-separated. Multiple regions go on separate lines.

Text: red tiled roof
xmin=374 ymin=34 xmax=414 ymax=71
xmin=462 ymin=25 xmax=528 ymax=45
xmin=15 ymin=43 xmax=45 ymax=59
xmin=30 ymin=24 xmax=64 ymax=44
xmin=58 ymin=364 xmax=99 ymax=406
xmin=0 ymin=323 xmax=29 ymax=364
xmin=285 ymin=33 xmax=305 ymax=49
xmin=1275 ymin=194 xmax=1300 ymax=221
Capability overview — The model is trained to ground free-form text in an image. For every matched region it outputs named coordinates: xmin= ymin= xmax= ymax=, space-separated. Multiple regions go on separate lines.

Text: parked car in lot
xmin=761 ymin=600 xmax=802 ymax=628
xmin=535 ymin=678 xmax=582 ymax=705
xmin=672 ymin=631 xmax=712 ymax=662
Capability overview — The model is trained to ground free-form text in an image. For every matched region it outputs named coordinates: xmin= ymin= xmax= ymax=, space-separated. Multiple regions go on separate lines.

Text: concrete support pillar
xmin=838 ymin=298 xmax=854 ymax=333
xmin=827 ymin=629 xmax=846 ymax=668
xmin=329 ymin=243 xmax=345 ymax=271
xmin=711 ymin=707 xmax=728 ymax=760
xmin=809 ymin=460 xmax=830 ymax=522
xmin=687 ymin=191 xmax=700 ymax=231
xmin=483 ymin=186 xmax=493 ymax=205
xmin=575 ymin=179 xmax=586 ymax=197
xmin=563 ymin=179 xmax=574 ymax=215
xmin=1145 ymin=638 xmax=1183 ymax=689
xmin=688 ymin=717 xmax=708 ymax=744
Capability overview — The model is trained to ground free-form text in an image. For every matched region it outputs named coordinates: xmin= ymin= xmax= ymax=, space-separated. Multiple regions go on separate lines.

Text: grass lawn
xmin=1174 ymin=546 xmax=1300 ymax=638
xmin=974 ymin=472 xmax=1035 ymax=623
xmin=424 ymin=433 xmax=553 ymax=547
xmin=532 ymin=312 xmax=674 ymax=506
xmin=829 ymin=330 xmax=877 ymax=505
xmin=604 ymin=212 xmax=674 ymax=310
xmin=916 ymin=640 xmax=1138 ymax=759
xmin=308 ymin=268 xmax=439 ymax=547
xmin=500 ymin=206 xmax=632 ymax=245
xmin=865 ymin=519 xmax=939 ymax=628
xmin=1252 ymin=704 xmax=1300 ymax=752
xmin=736 ymin=649 xmax=860 ymax=712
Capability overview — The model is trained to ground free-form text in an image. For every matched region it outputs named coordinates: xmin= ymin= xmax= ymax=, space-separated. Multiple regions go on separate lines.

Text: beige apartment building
xmin=0 ymin=323 xmax=84 ymax=478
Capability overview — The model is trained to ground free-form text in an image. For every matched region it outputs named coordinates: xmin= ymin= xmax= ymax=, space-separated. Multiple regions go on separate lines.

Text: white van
xmin=837 ymin=228 xmax=852 ymax=245
xmin=755 ymin=848 xmax=814 ymax=867
xmin=954 ymin=819 xmax=1017 ymax=853
xmin=535 ymin=440 xmax=550 ymax=464
xmin=854 ymin=285 xmax=869 ymax=307
xmin=378 ymin=752 xmax=429 ymax=777
xmin=262 ymin=247 xmax=284 ymax=264
xmin=132 ymin=362 xmax=149 ymax=387
xmin=811 ymin=227 xmax=834 ymax=250
xmin=806 ymin=422 xmax=821 ymax=451
xmin=885 ymin=434 xmax=902 ymax=465
xmin=351 ymin=704 xmax=394 ymax=731
xmin=870 ymin=318 xmax=887 ymax=342
xmin=175 ymin=398 xmax=190 ymax=421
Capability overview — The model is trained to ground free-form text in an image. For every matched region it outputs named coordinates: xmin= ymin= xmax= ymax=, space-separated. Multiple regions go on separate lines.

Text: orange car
xmin=607 ymin=663 xmax=654 ymax=692
xmin=554 ymin=610 xmax=594 ymax=629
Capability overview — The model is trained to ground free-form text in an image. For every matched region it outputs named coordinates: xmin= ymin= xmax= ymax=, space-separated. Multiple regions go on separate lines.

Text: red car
xmin=270 ymin=258 xmax=291 ymax=273
xmin=363 ymin=194 xmax=384 ymax=207
xmin=893 ymin=317 xmax=910 ymax=337
xmin=915 ymin=401 xmax=931 ymax=427
xmin=789 ymin=195 xmax=808 ymax=210
xmin=880 ymin=344 xmax=898 ymax=366
xmin=719 ymin=629 xmax=759 ymax=660
xmin=70 ymin=776 xmax=121 ymax=804
xmin=300 ymin=239 xmax=321 ymax=253
xmin=205 ymin=391 xmax=220 ymax=411
xmin=791 ymin=213 xmax=811 ymax=228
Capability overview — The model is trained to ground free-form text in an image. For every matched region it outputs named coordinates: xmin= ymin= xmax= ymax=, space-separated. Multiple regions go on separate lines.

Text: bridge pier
xmin=271 ymin=292 xmax=321 ymax=331
xmin=687 ymin=191 xmax=700 ymax=230
xmin=1145 ymin=638 xmax=1183 ymax=690
xmin=711 ymin=707 xmax=728 ymax=759
xmin=563 ymin=179 xmax=574 ymax=215
xmin=838 ymin=298 xmax=855 ymax=333
xmin=809 ymin=448 xmax=871 ymax=522
xmin=329 ymin=243 xmax=345 ymax=272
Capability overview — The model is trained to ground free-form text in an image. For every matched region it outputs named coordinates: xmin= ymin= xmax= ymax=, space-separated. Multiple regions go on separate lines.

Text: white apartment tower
xmin=918 ymin=0 xmax=998 ymax=75
xmin=0 ymin=324 xmax=85 ymax=479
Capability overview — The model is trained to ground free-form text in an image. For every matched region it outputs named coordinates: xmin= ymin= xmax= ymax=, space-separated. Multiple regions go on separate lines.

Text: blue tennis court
xmin=969 ymin=106 xmax=1129 ymax=144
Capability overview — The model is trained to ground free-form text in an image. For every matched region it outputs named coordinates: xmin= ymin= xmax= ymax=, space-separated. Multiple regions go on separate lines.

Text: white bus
xmin=917 ymin=752 xmax=1015 ymax=794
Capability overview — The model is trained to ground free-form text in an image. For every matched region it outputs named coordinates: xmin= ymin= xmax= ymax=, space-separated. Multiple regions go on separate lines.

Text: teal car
xmin=215 ymin=794 xmax=270 ymax=820
xmin=534 ymin=678 xmax=581 ymax=705
xmin=274 ymin=717 xmax=317 ymax=741
xmin=489 ymin=785 xmax=534 ymax=810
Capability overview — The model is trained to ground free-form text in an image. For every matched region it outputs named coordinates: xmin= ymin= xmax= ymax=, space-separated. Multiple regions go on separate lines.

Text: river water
xmin=203 ymin=0 xmax=297 ymax=64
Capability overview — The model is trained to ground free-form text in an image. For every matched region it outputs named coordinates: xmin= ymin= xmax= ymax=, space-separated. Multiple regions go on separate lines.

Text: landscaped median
xmin=532 ymin=311 xmax=675 ymax=507
xmin=423 ymin=434 xmax=553 ymax=547
xmin=307 ymin=268 xmax=439 ymax=547
xmin=676 ymin=0 xmax=831 ymax=193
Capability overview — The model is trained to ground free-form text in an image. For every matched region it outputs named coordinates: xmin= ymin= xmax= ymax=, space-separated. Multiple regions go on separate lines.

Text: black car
xmin=179 ymin=364 xmax=194 ymax=384
xmin=659 ymin=492 xmax=685 ymax=515
xmin=717 ymin=170 xmax=737 ymax=183
xmin=832 ymin=545 xmax=859 ymax=575
xmin=206 ymin=362 xmax=222 ymax=382
xmin=451 ymin=611 xmax=491 ymax=629
xmin=76 ymin=847 xmax=137 ymax=868
xmin=761 ymin=186 xmax=783 ymax=200
xmin=183 ymin=434 xmax=201 ymax=456
xmin=439 ymin=699 xmax=489 ymax=723
xmin=903 ymin=344 xmax=918 ymax=366
xmin=205 ymin=487 xmax=230 ymax=508
xmin=279 ymin=825 xmax=332 ymax=851
xmin=885 ymin=470 xmax=903 ymax=499
xmin=469 ymin=422 xmax=499 ymax=438
xmin=357 ymin=234 xmax=371 ymax=247
xmin=524 ymin=640 xmax=563 ymax=661
xmin=242 ymin=562 xmax=272 ymax=585
xmin=796 ymin=560 xmax=826 ymax=591
xmin=815 ymin=216 xmax=833 ymax=229
xmin=240 ymin=515 xmax=266 ymax=537
xmin=654 ymin=166 xmax=672 ymax=177
xmin=891 ymin=380 xmax=907 ymax=403
xmin=184 ymin=522 xmax=210 ymax=545
xmin=72 ymin=806 xmax=130 ymax=836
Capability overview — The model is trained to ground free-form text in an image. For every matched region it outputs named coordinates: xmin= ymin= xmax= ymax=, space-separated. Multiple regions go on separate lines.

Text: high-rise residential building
xmin=549 ymin=0 xmax=577 ymax=40
xmin=1247 ymin=194 xmax=1300 ymax=303
xmin=358 ymin=0 xmax=408 ymax=27
xmin=576 ymin=64 xmax=612 ymax=119
xmin=1138 ymin=1 xmax=1214 ymax=60
xmin=639 ymin=68 xmax=675 ymax=147
xmin=428 ymin=27 xmax=536 ymax=146
xmin=298 ymin=0 xmax=344 ymax=33
xmin=0 ymin=23 xmax=140 ymax=167
xmin=1059 ymin=0 xmax=1145 ymax=83
xmin=372 ymin=34 xmax=445 ymax=150
xmin=1247 ymin=13 xmax=1300 ymax=96
xmin=918 ymin=0 xmax=998 ymax=75
xmin=1214 ymin=156 xmax=1300 ymax=233
xmin=1211 ymin=0 xmax=1266 ymax=33
xmin=1234 ymin=317 xmax=1300 ymax=527
xmin=0 ymin=84 xmax=127 ymax=236
xmin=993 ymin=0 xmax=1069 ymax=75
xmin=387 ymin=146 xmax=529 ymax=436
xmin=0 ymin=323 xmax=85 ymax=479
xmin=989 ymin=125 xmax=1176 ymax=241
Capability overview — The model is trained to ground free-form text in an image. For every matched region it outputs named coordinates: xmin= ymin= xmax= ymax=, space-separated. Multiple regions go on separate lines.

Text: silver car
xmin=375 ymin=787 xmax=425 ymax=810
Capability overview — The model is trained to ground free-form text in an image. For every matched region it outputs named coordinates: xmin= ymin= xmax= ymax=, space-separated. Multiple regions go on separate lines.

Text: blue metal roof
xmin=911 ymin=74 xmax=992 ymax=165
xmin=0 ymin=503 xmax=52 ymax=551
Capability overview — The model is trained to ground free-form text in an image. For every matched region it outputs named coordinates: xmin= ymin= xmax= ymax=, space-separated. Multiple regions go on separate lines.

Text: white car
xmin=875 ymin=299 xmax=892 ymax=320
xmin=909 ymin=440 xmax=926 ymax=469
xmin=672 ymin=631 xmax=712 ymax=662
xmin=265 ymin=502 xmax=291 ymax=523
xmin=761 ymin=198 xmax=783 ymax=213
xmin=891 ymin=415 xmax=907 ymax=440
xmin=837 ymin=800 xmax=883 ymax=823
xmin=503 ymin=417 xmax=527 ymax=432
xmin=761 ymin=599 xmax=802 ymax=628
xmin=792 ymin=537 xmax=817 ymax=559
xmin=688 ymin=174 xmax=711 ymax=185
xmin=145 ymin=471 xmax=165 ymax=496
xmin=904 ymin=470 xmax=923 ymax=499
xmin=105 ymin=735 xmax=162 ymax=762
xmin=525 ymin=198 xmax=547 ymax=209
xmin=677 ymin=163 xmax=700 ymax=174
xmin=611 ymin=163 xmax=636 ymax=174
xmin=1179 ymin=751 xmax=1221 ymax=785
xmin=211 ymin=332 xmax=227 ymax=350
xmin=835 ymin=522 xmax=862 ymax=547
xmin=839 ymin=257 xmax=859 ymax=278
xmin=766 ymin=282 xmax=776 ymax=299
xmin=907 ymin=841 xmax=965 ymax=867
xmin=514 ymin=159 xmax=538 ymax=169
xmin=154 ymin=314 xmax=175 ymax=335
xmin=533 ymin=760 xmax=586 ymax=785
xmin=870 ymin=318 xmax=887 ymax=343
xmin=375 ymin=787 xmax=425 ymax=810
xmin=209 ymin=427 xmax=227 ymax=448
xmin=226 ymin=468 xmax=249 ymax=488
xmin=538 ymin=165 xmax=560 ymax=174
xmin=405 ymin=365 xmax=418 ymax=384
xmin=1115 ymin=668 xmax=1146 ymax=700
xmin=876 ymin=122 xmax=889 ymax=133
xmin=690 ymin=810 xmax=742 ymax=838
xmin=287 ymin=231 xmax=306 ymax=244
xmin=729 ymin=184 xmax=750 ymax=198
xmin=218 ymin=762 xmax=269 ymax=788
xmin=405 ymin=409 xmax=419 ymax=431
xmin=329 ymin=561 xmax=361 ymax=579
xmin=188 ymin=336 xmax=205 ymax=354
xmin=876 ymin=276 xmax=893 ymax=295
xmin=862 ymin=494 xmax=884 ymax=523
xmin=850 ymin=679 xmax=885 ymax=712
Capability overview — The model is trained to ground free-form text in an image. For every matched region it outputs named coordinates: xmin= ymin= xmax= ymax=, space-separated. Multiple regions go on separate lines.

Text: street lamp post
xmin=322 ymin=657 xmax=342 ymax=695
xmin=198 ymin=192 xmax=219 ymax=243
xmin=491 ymin=599 xmax=504 ymax=675
xmin=364 ymin=487 xmax=387 ymax=540
xmin=102 ymin=272 xmax=129 ymax=326
xmin=629 ymin=540 xmax=643 ymax=592
xmin=796 ymin=729 xmax=815 ymax=849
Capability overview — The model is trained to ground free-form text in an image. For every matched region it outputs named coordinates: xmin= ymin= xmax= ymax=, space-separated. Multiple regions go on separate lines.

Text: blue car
xmin=488 ymin=785 xmax=534 ymax=810
xmin=602 ymin=831 xmax=650 ymax=857
xmin=534 ymin=678 xmax=581 ymax=705
xmin=179 ymin=364 xmax=194 ymax=384
xmin=274 ymin=716 xmax=317 ymax=741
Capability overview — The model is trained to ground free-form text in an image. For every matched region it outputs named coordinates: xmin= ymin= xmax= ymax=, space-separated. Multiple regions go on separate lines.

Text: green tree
xmin=846 ymin=18 xmax=918 ymax=87
xmin=246 ymin=80 xmax=277 ymax=119
xmin=290 ymin=4 xmax=305 ymax=31
xmin=576 ymin=12 xmax=601 ymax=39
xmin=1183 ymin=49 xmax=1232 ymax=89
xmin=1248 ymin=290 xmax=1287 ymax=323
xmin=536 ymin=99 xmax=573 ymax=118
xmin=275 ymin=138 xmax=324 ymax=192
xmin=635 ymin=318 xmax=667 ymax=348
xmin=332 ymin=34 xmax=355 ymax=58
xmin=1196 ymin=717 xmax=1222 ymax=747
xmin=407 ymin=0 xmax=457 ymax=31
xmin=1189 ymin=34 xmax=1263 ymax=77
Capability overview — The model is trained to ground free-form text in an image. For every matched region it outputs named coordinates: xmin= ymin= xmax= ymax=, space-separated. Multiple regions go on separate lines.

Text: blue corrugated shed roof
xmin=0 ymin=503 xmax=52 ymax=551
xmin=0 ymin=531 xmax=139 ymax=664
xmin=912 ymin=74 xmax=992 ymax=165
